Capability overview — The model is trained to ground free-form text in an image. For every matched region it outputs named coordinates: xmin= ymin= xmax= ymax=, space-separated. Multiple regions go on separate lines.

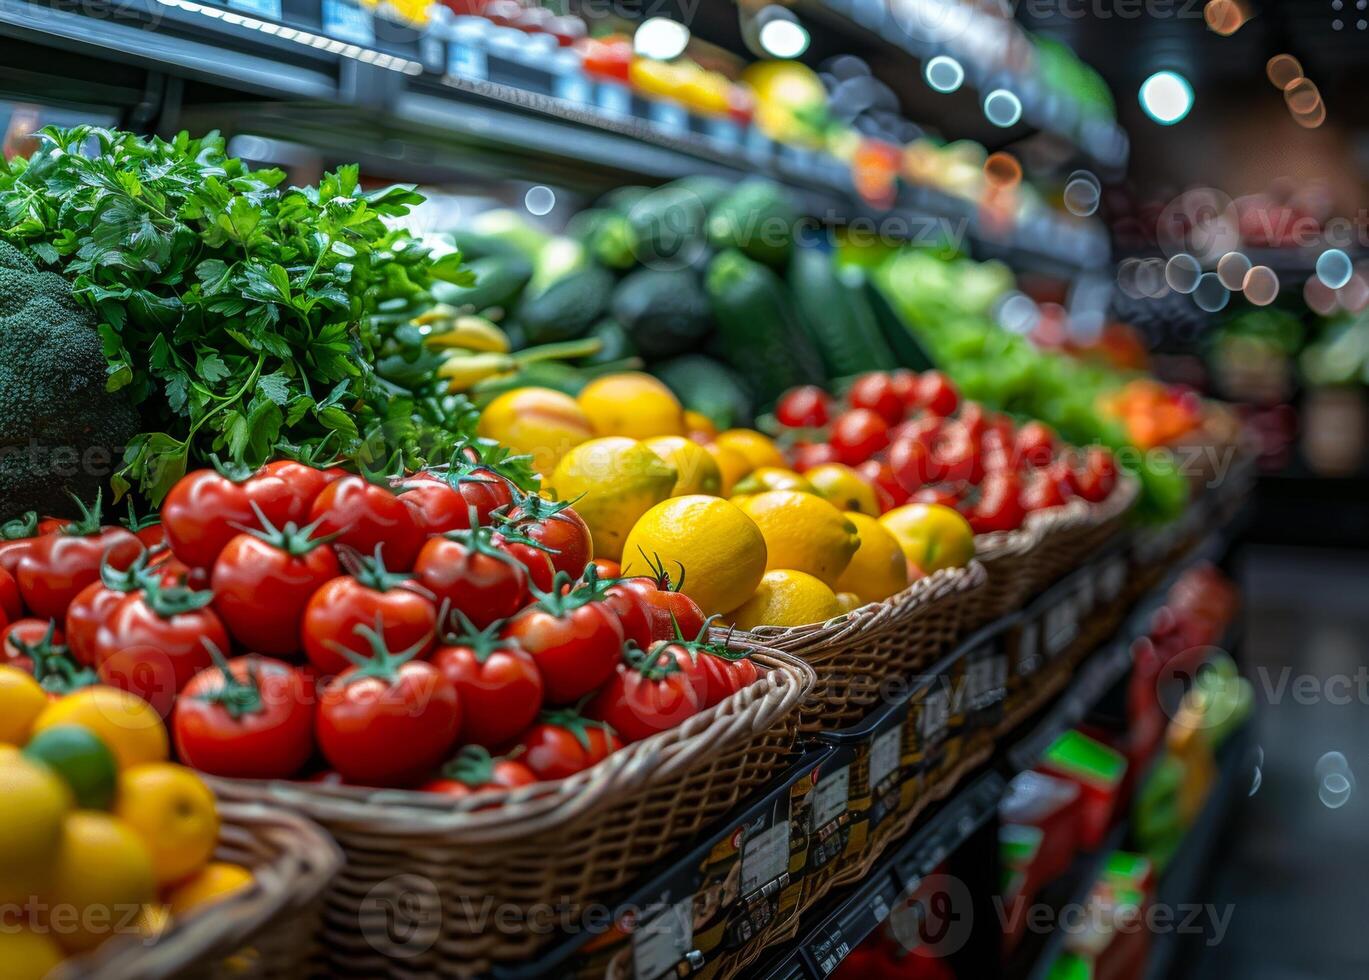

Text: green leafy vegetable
xmin=0 ymin=126 xmax=475 ymax=504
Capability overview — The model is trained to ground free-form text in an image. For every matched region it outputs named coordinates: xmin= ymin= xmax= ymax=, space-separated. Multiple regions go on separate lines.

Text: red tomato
xmin=915 ymin=371 xmax=960 ymax=416
xmin=586 ymin=647 xmax=701 ymax=742
xmin=174 ymin=652 xmax=316 ymax=779
xmin=602 ymin=577 xmax=657 ymax=651
xmin=828 ymin=409 xmax=890 ymax=466
xmin=421 ymin=746 xmax=538 ymax=797
xmin=93 ymin=579 xmax=227 ymax=717
xmin=501 ymin=581 xmax=625 ymax=704
xmin=1021 ymin=468 xmax=1068 ymax=512
xmin=0 ymin=513 xmax=42 ymax=577
xmin=500 ymin=493 xmax=593 ymax=580
xmin=889 ymin=369 xmax=920 ymax=408
xmin=211 ymin=519 xmax=341 ymax=656
xmin=518 ymin=710 xmax=623 ymax=780
xmin=431 ymin=612 xmax=544 ymax=748
xmin=310 ymin=475 xmax=426 ymax=571
xmin=776 ymin=386 xmax=832 ymax=428
xmin=300 ymin=553 xmax=438 ymax=677
xmin=160 ymin=465 xmax=293 ymax=569
xmin=857 ymin=459 xmax=909 ymax=510
xmin=65 ymin=558 xmax=147 ymax=666
xmin=255 ymin=460 xmax=343 ymax=523
xmin=890 ymin=419 xmax=980 ymax=489
xmin=414 ymin=526 xmax=529 ymax=629
xmin=1015 ymin=421 xmax=1057 ymax=468
xmin=491 ymin=526 xmax=557 ymax=593
xmin=729 ymin=655 xmax=760 ymax=691
xmin=1065 ymin=447 xmax=1119 ymax=503
xmin=910 ymin=484 xmax=964 ymax=509
xmin=316 ymin=627 xmax=462 ymax=786
xmin=16 ymin=495 xmax=143 ymax=620
xmin=0 ymin=566 xmax=20 ymax=622
xmin=644 ymin=590 xmax=707 ymax=643
xmin=591 ymin=558 xmax=621 ymax=579
xmin=791 ymin=441 xmax=842 ymax=473
xmin=966 ymin=472 xmax=1026 ymax=534
xmin=664 ymin=642 xmax=744 ymax=709
xmin=849 ymin=373 xmax=906 ymax=425
xmin=2 ymin=618 xmax=64 ymax=673
xmin=396 ymin=475 xmax=472 ymax=537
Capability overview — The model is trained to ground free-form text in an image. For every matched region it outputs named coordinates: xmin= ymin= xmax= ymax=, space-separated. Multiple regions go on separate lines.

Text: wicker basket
xmin=209 ymin=642 xmax=813 ymax=977
xmin=733 ymin=563 xmax=987 ymax=733
xmin=50 ymin=803 xmax=341 ymax=980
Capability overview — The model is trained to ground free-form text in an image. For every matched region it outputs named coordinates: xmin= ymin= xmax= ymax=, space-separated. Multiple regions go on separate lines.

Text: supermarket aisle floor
xmin=1186 ymin=545 xmax=1369 ymax=979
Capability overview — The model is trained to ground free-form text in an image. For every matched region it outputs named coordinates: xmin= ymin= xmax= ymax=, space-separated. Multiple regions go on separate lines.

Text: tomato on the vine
xmin=420 ymin=746 xmax=537 ymax=797
xmin=586 ymin=645 xmax=701 ymax=743
xmin=857 ymin=459 xmax=909 ymax=510
xmin=0 ymin=565 xmax=20 ymax=623
xmin=618 ymin=551 xmax=706 ymax=642
xmin=776 ymin=386 xmax=831 ymax=428
xmin=915 ymin=371 xmax=960 ymax=416
xmin=256 ymin=460 xmax=343 ymax=523
xmin=889 ymin=369 xmax=920 ymax=408
xmin=174 ymin=648 xmax=316 ymax=780
xmin=1020 ymin=468 xmax=1068 ymax=512
xmin=93 ymin=577 xmax=227 ymax=717
xmin=2 ymin=618 xmax=64 ymax=674
xmin=791 ymin=441 xmax=841 ymax=473
xmin=1015 ymin=421 xmax=1057 ymax=468
xmin=16 ymin=493 xmax=143 ymax=620
xmin=498 ymin=492 xmax=593 ymax=581
xmin=517 ymin=710 xmax=623 ymax=780
xmin=0 ymin=512 xmax=42 ymax=577
xmin=396 ymin=474 xmax=471 ymax=537
xmin=65 ymin=555 xmax=149 ymax=666
xmin=211 ymin=515 xmax=341 ymax=656
xmin=828 ymin=409 xmax=890 ymax=466
xmin=491 ymin=524 xmax=557 ymax=593
xmin=414 ymin=523 xmax=529 ymax=629
xmin=316 ymin=625 xmax=461 ymax=786
xmin=848 ymin=373 xmax=906 ymax=425
xmin=603 ymin=576 xmax=657 ymax=651
xmin=310 ymin=475 xmax=426 ymax=571
xmin=1063 ymin=447 xmax=1119 ymax=503
xmin=965 ymin=472 xmax=1026 ymax=534
xmin=160 ymin=462 xmax=296 ymax=569
xmin=431 ymin=611 xmax=544 ymax=748
xmin=661 ymin=639 xmax=755 ymax=710
xmin=502 ymin=574 xmax=625 ymax=704
xmin=591 ymin=558 xmax=621 ymax=579
xmin=301 ymin=547 xmax=437 ymax=677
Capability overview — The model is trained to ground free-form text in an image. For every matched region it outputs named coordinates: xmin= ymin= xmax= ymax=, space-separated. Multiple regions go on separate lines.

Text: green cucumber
xmin=652 ymin=354 xmax=753 ymax=429
xmin=610 ymin=267 xmax=713 ymax=359
xmin=516 ymin=266 xmax=615 ymax=345
xmin=431 ymin=254 xmax=533 ymax=314
xmin=852 ymin=266 xmax=936 ymax=371
xmin=788 ymin=249 xmax=898 ymax=379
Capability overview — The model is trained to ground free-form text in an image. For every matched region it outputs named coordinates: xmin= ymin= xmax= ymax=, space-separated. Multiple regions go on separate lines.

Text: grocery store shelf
xmin=0 ymin=0 xmax=1108 ymax=275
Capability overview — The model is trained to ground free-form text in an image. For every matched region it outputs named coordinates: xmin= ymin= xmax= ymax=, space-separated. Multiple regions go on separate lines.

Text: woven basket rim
xmin=208 ymin=639 xmax=814 ymax=842
xmin=50 ymin=802 xmax=342 ymax=980
xmin=731 ymin=560 xmax=988 ymax=650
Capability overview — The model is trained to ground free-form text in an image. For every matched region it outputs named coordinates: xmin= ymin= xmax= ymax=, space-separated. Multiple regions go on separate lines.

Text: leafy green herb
xmin=0 ymin=126 xmax=475 ymax=503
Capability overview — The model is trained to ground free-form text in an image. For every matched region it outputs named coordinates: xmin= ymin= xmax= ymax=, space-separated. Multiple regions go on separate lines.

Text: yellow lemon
xmin=835 ymin=591 xmax=864 ymax=613
xmin=684 ymin=410 xmax=718 ymax=440
xmin=879 ymin=503 xmax=975 ymax=573
xmin=549 ymin=438 xmax=678 ymax=561
xmin=0 ymin=665 xmax=47 ymax=745
xmin=733 ymin=467 xmax=814 ymax=495
xmin=0 ymin=928 xmax=63 ymax=980
xmin=577 ymin=373 xmax=685 ymax=439
xmin=805 ymin=463 xmax=881 ymax=517
xmin=834 ymin=512 xmax=911 ymax=603
xmin=478 ymin=387 xmax=594 ymax=477
xmin=0 ymin=754 xmax=71 ymax=904
xmin=33 ymin=687 xmax=169 ymax=771
xmin=643 ymin=436 xmax=723 ymax=497
xmin=115 ymin=764 xmax=220 ymax=886
xmin=715 ymin=429 xmax=786 ymax=471
xmin=167 ymin=862 xmax=255 ymax=917
xmin=737 ymin=491 xmax=861 ymax=587
xmin=621 ymin=496 xmax=767 ymax=616
xmin=42 ymin=811 xmax=156 ymax=952
xmin=730 ymin=570 xmax=843 ymax=630
xmin=704 ymin=442 xmax=753 ymax=496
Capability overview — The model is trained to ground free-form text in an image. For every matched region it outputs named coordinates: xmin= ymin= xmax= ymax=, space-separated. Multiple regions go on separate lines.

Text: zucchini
xmin=705 ymin=249 xmax=824 ymax=407
xmin=788 ymin=249 xmax=898 ymax=379
xmin=707 ymin=179 xmax=798 ymax=268
xmin=610 ymin=267 xmax=713 ymax=359
xmin=850 ymin=266 xmax=936 ymax=371
xmin=652 ymin=354 xmax=754 ymax=429
xmin=516 ymin=266 xmax=615 ymax=345
xmin=431 ymin=254 xmax=533 ymax=314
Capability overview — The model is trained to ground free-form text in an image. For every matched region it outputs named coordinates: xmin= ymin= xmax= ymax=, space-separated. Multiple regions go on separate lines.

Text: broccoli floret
xmin=0 ymin=244 xmax=138 ymax=519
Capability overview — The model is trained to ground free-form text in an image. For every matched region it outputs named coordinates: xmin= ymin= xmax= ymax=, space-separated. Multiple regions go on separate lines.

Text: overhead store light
xmin=634 ymin=16 xmax=690 ymax=61
xmin=924 ymin=55 xmax=964 ymax=94
xmin=756 ymin=8 xmax=810 ymax=59
xmin=983 ymin=89 xmax=1022 ymax=127
xmin=1139 ymin=70 xmax=1193 ymax=125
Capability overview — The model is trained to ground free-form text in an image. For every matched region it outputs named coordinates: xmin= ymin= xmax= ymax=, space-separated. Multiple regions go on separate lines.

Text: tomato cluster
xmin=0 ymin=441 xmax=764 ymax=796
xmin=776 ymin=371 xmax=1121 ymax=534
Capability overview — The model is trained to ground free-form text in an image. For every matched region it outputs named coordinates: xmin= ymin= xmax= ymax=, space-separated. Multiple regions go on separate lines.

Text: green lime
xmin=22 ymin=724 xmax=119 ymax=810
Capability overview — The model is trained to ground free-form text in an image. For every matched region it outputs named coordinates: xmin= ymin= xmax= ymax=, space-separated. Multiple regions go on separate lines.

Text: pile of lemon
xmin=478 ymin=373 xmax=975 ymax=629
xmin=1 ymin=674 xmax=252 ymax=979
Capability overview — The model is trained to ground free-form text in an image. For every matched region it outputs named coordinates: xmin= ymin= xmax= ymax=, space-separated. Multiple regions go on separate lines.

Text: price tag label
xmin=965 ymin=653 xmax=993 ymax=710
xmin=812 ymin=766 xmax=850 ymax=829
xmin=740 ymin=820 xmax=789 ymax=897
xmin=597 ymin=82 xmax=632 ymax=116
xmin=321 ymin=0 xmax=374 ymax=45
xmin=227 ymin=0 xmax=282 ymax=20
xmin=1043 ymin=597 xmax=1079 ymax=658
xmin=553 ymin=72 xmax=591 ymax=104
xmin=447 ymin=42 xmax=487 ymax=81
xmin=648 ymin=99 xmax=688 ymax=133
xmin=1016 ymin=620 xmax=1042 ymax=678
xmin=419 ymin=36 xmax=445 ymax=73
xmin=811 ymin=927 xmax=850 ymax=976
xmin=870 ymin=726 xmax=901 ymax=790
xmin=919 ymin=686 xmax=950 ymax=745
xmin=632 ymin=899 xmax=693 ymax=980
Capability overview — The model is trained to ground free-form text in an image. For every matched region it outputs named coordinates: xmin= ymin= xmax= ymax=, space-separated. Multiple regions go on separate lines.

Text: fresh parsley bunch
xmin=0 ymin=126 xmax=474 ymax=503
